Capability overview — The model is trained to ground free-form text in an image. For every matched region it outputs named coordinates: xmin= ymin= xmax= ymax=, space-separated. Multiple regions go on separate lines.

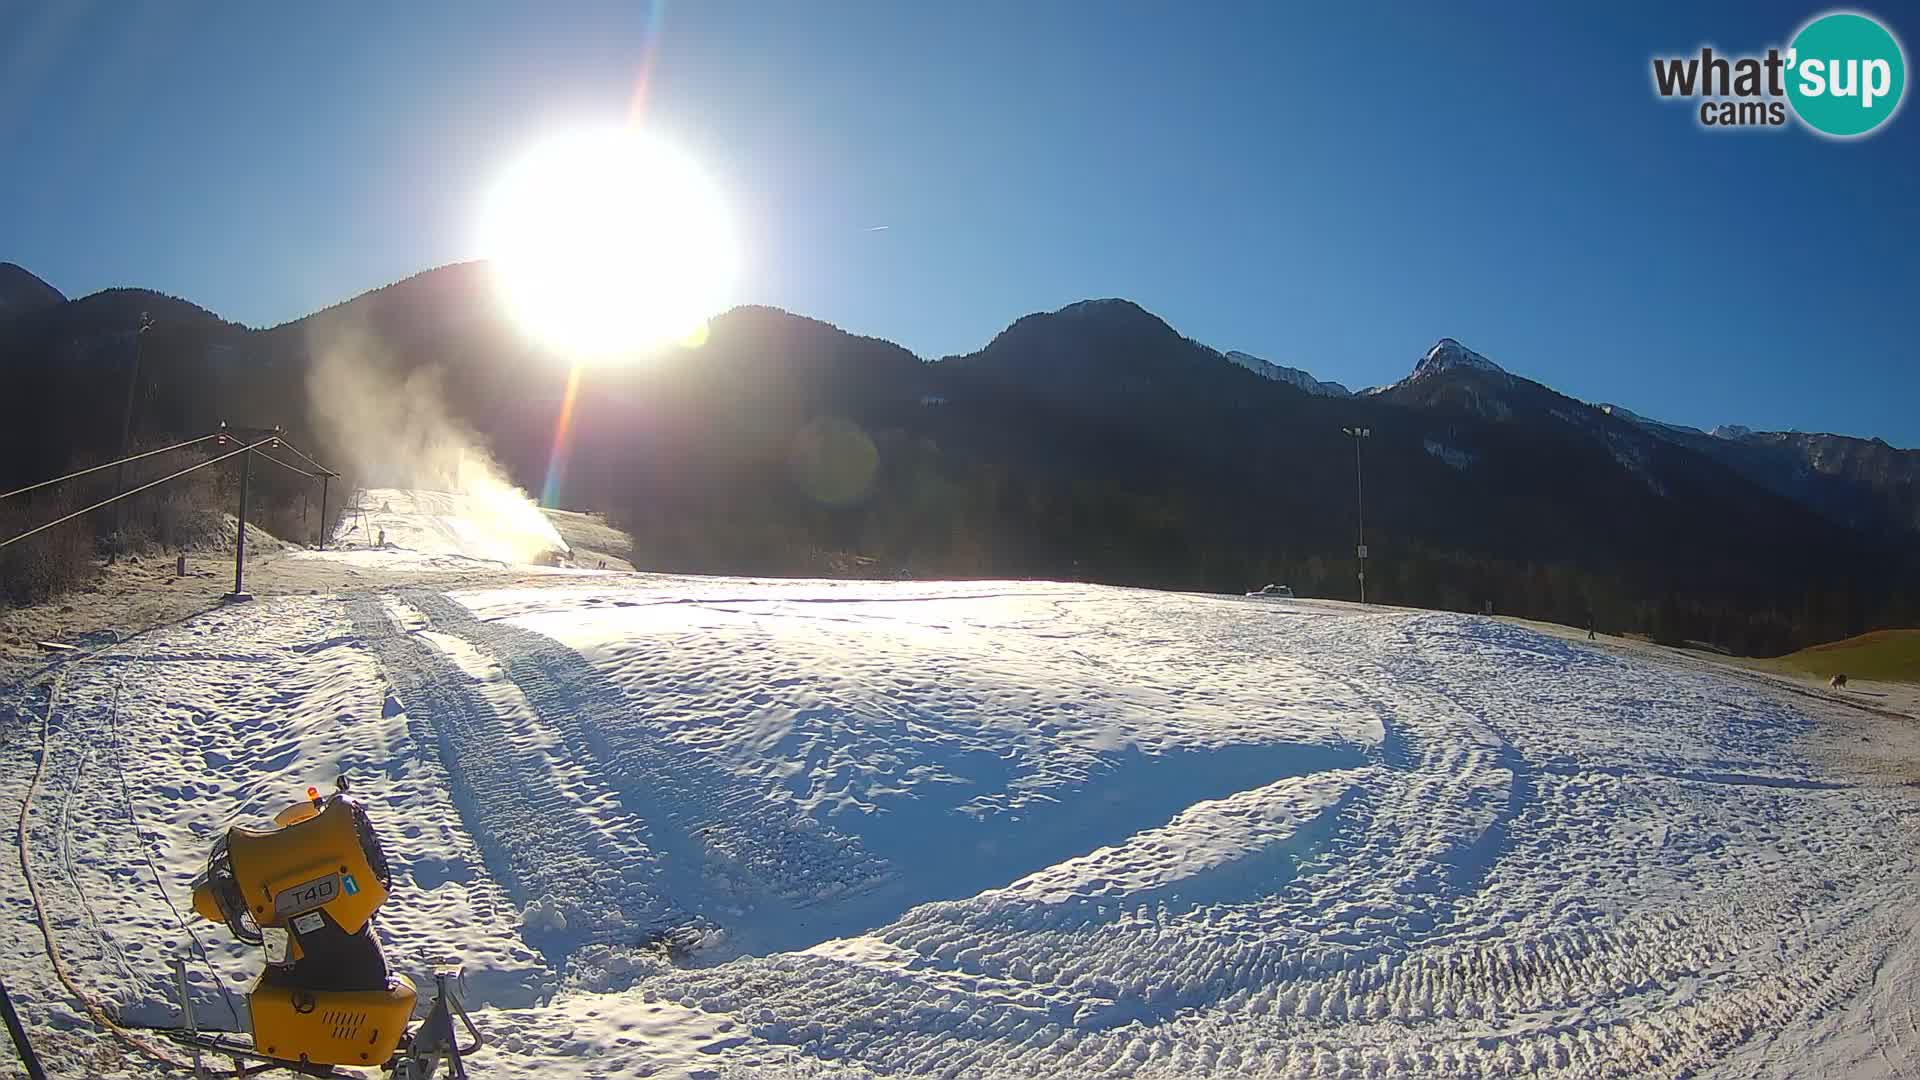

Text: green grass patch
xmin=1762 ymin=629 xmax=1920 ymax=683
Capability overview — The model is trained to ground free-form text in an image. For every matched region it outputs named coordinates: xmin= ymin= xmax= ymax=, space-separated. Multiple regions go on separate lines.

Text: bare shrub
xmin=112 ymin=444 xmax=227 ymax=553
xmin=0 ymin=498 xmax=99 ymax=607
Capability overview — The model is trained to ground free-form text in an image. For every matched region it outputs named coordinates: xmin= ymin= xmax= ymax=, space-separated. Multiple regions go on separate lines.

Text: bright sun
xmin=480 ymin=128 xmax=737 ymax=360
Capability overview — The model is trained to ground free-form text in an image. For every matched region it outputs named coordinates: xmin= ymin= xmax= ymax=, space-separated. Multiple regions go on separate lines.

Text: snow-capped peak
xmin=1410 ymin=338 xmax=1508 ymax=380
xmin=1222 ymin=350 xmax=1353 ymax=398
xmin=1711 ymin=424 xmax=1754 ymax=441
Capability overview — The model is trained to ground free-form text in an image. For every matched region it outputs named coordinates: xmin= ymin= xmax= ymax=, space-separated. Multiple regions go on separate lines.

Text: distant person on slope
xmin=1587 ymin=611 xmax=1597 ymax=641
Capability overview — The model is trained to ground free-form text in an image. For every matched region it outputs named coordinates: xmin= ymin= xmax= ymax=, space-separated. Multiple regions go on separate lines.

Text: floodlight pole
xmin=1343 ymin=426 xmax=1371 ymax=604
xmin=111 ymin=312 xmax=154 ymax=549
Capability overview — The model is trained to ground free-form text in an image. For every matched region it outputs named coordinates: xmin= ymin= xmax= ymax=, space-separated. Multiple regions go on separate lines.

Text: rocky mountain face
xmin=1 ymin=262 xmax=1912 ymax=653
xmin=1600 ymin=411 xmax=1920 ymax=537
xmin=1715 ymin=430 xmax=1920 ymax=534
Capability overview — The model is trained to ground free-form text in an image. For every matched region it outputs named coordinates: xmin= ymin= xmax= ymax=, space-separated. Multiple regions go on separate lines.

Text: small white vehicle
xmin=1246 ymin=584 xmax=1295 ymax=599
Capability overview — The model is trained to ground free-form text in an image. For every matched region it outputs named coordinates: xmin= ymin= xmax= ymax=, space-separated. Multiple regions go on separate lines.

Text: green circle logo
xmin=1787 ymin=12 xmax=1906 ymax=137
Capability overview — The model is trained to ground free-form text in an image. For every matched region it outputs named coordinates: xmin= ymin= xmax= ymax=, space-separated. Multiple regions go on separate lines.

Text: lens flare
xmin=542 ymin=362 xmax=585 ymax=508
xmin=790 ymin=416 xmax=879 ymax=507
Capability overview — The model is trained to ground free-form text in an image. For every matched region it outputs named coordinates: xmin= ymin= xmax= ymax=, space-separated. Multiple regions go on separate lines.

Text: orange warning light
xmin=307 ymin=786 xmax=320 ymax=801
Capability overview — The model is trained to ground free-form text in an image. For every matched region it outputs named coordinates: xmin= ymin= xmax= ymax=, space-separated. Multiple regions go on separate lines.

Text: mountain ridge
xmin=9 ymin=258 xmax=1904 ymax=452
xmin=1223 ymin=350 xmax=1353 ymax=398
xmin=0 ymin=262 xmax=63 ymax=319
xmin=2 ymin=258 xmax=1914 ymax=654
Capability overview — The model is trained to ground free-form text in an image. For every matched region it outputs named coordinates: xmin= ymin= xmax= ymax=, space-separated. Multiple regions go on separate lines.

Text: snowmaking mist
xmin=304 ymin=324 xmax=568 ymax=564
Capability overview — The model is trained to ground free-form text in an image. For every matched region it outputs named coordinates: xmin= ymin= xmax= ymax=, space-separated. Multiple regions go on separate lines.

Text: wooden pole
xmin=232 ymin=448 xmax=251 ymax=597
xmin=0 ymin=976 xmax=48 ymax=1080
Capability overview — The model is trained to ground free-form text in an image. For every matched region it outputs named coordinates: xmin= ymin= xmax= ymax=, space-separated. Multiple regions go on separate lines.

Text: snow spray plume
xmin=304 ymin=324 xmax=567 ymax=564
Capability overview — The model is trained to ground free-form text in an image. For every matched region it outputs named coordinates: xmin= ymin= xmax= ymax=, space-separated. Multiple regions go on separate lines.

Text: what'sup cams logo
xmin=1652 ymin=10 xmax=1906 ymax=137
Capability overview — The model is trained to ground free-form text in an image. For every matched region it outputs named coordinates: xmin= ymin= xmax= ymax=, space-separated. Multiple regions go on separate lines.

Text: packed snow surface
xmin=5 ymin=575 xmax=1920 ymax=1078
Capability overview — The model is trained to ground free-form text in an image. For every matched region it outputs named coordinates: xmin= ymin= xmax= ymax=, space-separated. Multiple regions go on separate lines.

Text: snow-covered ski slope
xmin=5 ymin=576 xmax=1920 ymax=1078
xmin=326 ymin=487 xmax=571 ymax=565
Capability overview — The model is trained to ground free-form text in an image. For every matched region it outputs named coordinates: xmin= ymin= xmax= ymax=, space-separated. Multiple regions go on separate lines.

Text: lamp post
xmin=1342 ymin=426 xmax=1371 ymax=604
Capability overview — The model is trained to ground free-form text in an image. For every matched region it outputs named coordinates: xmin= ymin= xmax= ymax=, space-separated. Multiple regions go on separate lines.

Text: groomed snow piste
xmin=5 ymin=573 xmax=1919 ymax=1078
xmin=324 ymin=488 xmax=572 ymax=565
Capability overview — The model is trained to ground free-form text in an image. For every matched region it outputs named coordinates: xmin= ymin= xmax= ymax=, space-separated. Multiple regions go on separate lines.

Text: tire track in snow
xmin=343 ymin=594 xmax=666 ymax=944
xmin=704 ymin=611 xmax=1522 ymax=1065
xmin=625 ymin=609 xmax=1481 ymax=1062
xmin=909 ymin=612 xmax=1506 ymax=940
xmin=632 ymin=603 xmax=1920 ymax=1077
xmin=395 ymin=589 xmax=892 ymax=932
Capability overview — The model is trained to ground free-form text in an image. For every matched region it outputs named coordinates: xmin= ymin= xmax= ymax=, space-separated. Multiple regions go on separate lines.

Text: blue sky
xmin=3 ymin=2 xmax=1916 ymax=444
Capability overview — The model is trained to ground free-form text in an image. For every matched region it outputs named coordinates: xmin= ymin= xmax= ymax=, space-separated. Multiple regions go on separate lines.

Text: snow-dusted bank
xmin=3 ymin=577 xmax=1918 ymax=1078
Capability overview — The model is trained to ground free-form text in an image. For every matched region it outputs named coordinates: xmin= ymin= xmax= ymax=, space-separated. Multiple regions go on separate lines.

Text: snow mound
xmin=166 ymin=512 xmax=293 ymax=554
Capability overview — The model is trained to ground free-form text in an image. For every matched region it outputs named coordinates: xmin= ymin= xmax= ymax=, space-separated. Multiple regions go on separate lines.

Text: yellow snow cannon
xmin=187 ymin=777 xmax=475 ymax=1074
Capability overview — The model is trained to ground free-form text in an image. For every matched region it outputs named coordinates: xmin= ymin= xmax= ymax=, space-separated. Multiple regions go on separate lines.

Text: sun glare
xmin=481 ymin=128 xmax=738 ymax=360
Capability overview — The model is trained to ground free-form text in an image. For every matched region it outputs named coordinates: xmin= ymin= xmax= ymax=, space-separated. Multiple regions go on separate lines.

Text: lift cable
xmin=0 ymin=433 xmax=222 ymax=502
xmin=248 ymin=449 xmax=318 ymax=480
xmin=260 ymin=437 xmax=336 ymax=477
xmin=0 ymin=438 xmax=277 ymax=550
